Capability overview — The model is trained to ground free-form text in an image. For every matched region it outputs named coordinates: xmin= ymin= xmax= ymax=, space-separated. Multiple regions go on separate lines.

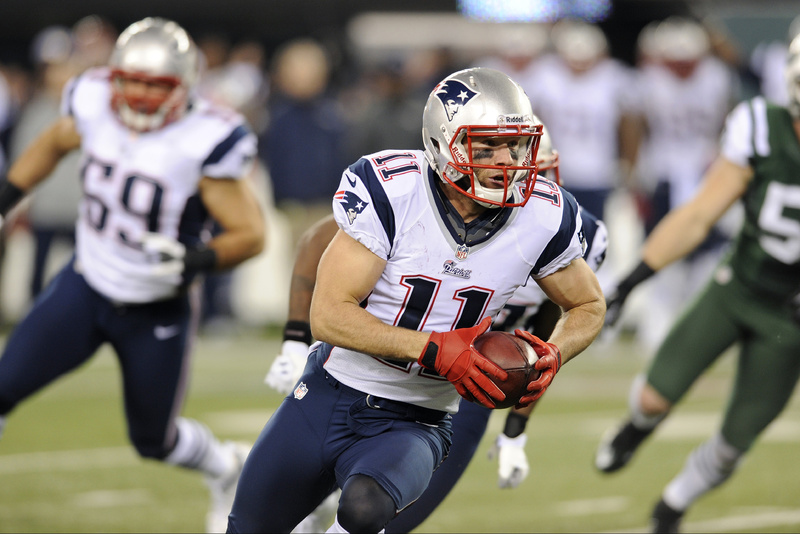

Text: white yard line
xmin=0 ymin=446 xmax=137 ymax=474
xmin=601 ymin=508 xmax=800 ymax=533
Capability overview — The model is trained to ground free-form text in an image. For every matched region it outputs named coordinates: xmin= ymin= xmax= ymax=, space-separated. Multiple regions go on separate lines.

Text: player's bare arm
xmin=642 ymin=156 xmax=752 ymax=271
xmin=536 ymin=258 xmax=605 ymax=365
xmin=7 ymin=116 xmax=81 ymax=190
xmin=198 ymin=175 xmax=266 ymax=270
xmin=310 ymin=229 xmax=430 ymax=362
xmin=288 ymin=214 xmax=337 ymax=322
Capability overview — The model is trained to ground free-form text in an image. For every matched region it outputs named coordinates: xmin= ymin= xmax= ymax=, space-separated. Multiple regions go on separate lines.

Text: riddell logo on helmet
xmin=498 ymin=114 xmax=527 ymax=125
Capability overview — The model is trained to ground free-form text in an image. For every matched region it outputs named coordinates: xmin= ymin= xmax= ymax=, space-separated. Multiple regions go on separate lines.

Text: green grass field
xmin=0 ymin=329 xmax=798 ymax=533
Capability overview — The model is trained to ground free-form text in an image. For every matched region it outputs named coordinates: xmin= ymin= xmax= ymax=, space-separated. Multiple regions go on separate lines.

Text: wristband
xmin=0 ymin=180 xmax=25 ymax=216
xmin=503 ymin=411 xmax=529 ymax=438
xmin=618 ymin=260 xmax=656 ymax=295
xmin=283 ymin=320 xmax=312 ymax=345
xmin=184 ymin=247 xmax=217 ymax=272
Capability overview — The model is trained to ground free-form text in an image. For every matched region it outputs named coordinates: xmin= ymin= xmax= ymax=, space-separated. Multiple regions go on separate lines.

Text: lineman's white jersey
xmin=63 ymin=67 xmax=256 ymax=303
xmin=324 ymin=150 xmax=585 ymax=412
xmin=633 ymin=58 xmax=736 ymax=207
xmin=524 ymin=54 xmax=638 ymax=189
xmin=503 ymin=206 xmax=607 ymax=315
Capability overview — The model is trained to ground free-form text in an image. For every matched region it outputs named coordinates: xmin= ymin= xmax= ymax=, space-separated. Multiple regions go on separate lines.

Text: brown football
xmin=472 ymin=331 xmax=540 ymax=409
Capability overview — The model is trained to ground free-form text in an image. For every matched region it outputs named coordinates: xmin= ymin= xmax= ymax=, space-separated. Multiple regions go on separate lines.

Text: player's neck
xmin=438 ymin=180 xmax=488 ymax=224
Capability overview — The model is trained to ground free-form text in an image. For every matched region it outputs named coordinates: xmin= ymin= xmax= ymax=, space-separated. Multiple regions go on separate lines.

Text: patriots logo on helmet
xmin=334 ymin=190 xmax=369 ymax=225
xmin=434 ymin=80 xmax=479 ymax=121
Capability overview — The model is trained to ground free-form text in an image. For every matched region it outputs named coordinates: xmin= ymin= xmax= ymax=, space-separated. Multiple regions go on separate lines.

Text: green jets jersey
xmin=722 ymin=97 xmax=800 ymax=297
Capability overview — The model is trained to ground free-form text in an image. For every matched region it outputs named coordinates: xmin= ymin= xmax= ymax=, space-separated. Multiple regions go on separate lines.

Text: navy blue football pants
xmin=0 ymin=259 xmax=196 ymax=458
xmin=386 ymin=398 xmax=491 ymax=532
xmin=227 ymin=343 xmax=453 ymax=533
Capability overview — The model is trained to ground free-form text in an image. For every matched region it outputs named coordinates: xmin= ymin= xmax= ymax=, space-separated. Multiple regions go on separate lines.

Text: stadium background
xmin=0 ymin=1 xmax=799 ymax=532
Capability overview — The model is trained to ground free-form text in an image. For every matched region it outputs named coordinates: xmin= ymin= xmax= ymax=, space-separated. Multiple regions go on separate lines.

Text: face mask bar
xmin=444 ymin=123 xmax=543 ymax=208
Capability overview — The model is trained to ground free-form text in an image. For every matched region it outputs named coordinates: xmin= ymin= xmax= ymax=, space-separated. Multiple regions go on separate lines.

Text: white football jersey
xmin=634 ymin=58 xmax=736 ymax=207
xmin=523 ymin=54 xmax=638 ymax=189
xmin=504 ymin=206 xmax=607 ymax=312
xmin=323 ymin=150 xmax=585 ymax=412
xmin=62 ymin=67 xmax=256 ymax=303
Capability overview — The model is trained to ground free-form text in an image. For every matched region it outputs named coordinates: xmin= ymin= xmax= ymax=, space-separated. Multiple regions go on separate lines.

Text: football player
xmin=595 ymin=31 xmax=800 ymax=534
xmin=229 ymin=67 xmax=605 ymax=533
xmin=0 ymin=18 xmax=265 ymax=533
xmin=265 ymin=126 xmax=608 ymax=533
xmin=627 ymin=17 xmax=739 ymax=351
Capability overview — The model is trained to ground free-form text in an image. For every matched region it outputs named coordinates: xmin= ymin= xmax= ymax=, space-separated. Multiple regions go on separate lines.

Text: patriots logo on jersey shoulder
xmin=434 ymin=80 xmax=479 ymax=121
xmin=334 ymin=190 xmax=369 ymax=225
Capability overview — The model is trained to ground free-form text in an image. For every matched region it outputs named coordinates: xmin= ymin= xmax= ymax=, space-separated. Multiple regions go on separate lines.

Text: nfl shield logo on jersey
xmin=294 ymin=382 xmax=309 ymax=400
xmin=456 ymin=243 xmax=469 ymax=260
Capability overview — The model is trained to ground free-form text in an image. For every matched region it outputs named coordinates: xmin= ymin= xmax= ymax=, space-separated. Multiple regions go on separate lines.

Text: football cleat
xmin=204 ymin=441 xmax=250 ymax=533
xmin=649 ymin=498 xmax=684 ymax=533
xmin=595 ymin=420 xmax=653 ymax=473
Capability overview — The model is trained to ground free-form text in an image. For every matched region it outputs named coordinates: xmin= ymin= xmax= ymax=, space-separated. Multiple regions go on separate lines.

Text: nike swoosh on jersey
xmin=347 ymin=176 xmax=357 ymax=187
xmin=154 ymin=324 xmax=181 ymax=340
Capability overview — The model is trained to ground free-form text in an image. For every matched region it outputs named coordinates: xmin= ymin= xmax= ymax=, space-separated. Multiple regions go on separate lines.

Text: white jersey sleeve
xmin=719 ymin=97 xmax=769 ymax=167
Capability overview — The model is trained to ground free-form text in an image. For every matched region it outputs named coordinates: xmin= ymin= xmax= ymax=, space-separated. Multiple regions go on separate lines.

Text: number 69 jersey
xmin=324 ymin=150 xmax=585 ymax=412
xmin=63 ymin=67 xmax=256 ymax=303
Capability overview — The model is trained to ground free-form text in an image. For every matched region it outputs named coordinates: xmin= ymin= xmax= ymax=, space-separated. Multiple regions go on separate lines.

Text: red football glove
xmin=513 ymin=329 xmax=562 ymax=408
xmin=418 ymin=317 xmax=508 ymax=408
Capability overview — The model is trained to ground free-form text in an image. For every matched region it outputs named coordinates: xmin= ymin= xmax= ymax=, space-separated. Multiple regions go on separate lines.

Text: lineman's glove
xmin=265 ymin=340 xmax=310 ymax=395
xmin=488 ymin=433 xmax=529 ymax=489
xmin=141 ymin=232 xmax=186 ymax=279
xmin=603 ymin=287 xmax=630 ymax=328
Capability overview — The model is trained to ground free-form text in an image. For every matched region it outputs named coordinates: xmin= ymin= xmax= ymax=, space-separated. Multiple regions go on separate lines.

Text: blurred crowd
xmin=0 ymin=13 xmax=794 ymax=347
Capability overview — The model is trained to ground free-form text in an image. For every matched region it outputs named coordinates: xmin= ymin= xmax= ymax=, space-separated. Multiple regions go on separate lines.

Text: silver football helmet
xmin=652 ymin=17 xmax=710 ymax=64
xmin=422 ymin=68 xmax=542 ymax=208
xmin=787 ymin=34 xmax=800 ymax=118
xmin=537 ymin=124 xmax=560 ymax=185
xmin=109 ymin=17 xmax=199 ymax=132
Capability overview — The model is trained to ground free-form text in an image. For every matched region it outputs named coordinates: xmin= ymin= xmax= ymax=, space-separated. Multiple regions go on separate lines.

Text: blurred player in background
xmin=265 ymin=126 xmax=609 ymax=533
xmin=595 ymin=31 xmax=800 ymax=534
xmin=0 ymin=18 xmax=265 ymax=533
xmin=228 ymin=67 xmax=604 ymax=533
xmin=624 ymin=16 xmax=740 ymax=351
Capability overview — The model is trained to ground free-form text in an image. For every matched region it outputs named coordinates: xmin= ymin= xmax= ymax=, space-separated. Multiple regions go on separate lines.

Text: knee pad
xmin=338 ymin=475 xmax=396 ymax=534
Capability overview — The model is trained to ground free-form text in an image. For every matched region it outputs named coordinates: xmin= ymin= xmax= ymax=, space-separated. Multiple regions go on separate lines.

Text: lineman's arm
xmin=535 ymin=258 xmax=605 ymax=365
xmin=641 ymin=156 xmax=752 ymax=270
xmin=198 ymin=174 xmax=266 ymax=270
xmin=310 ymin=230 xmax=429 ymax=361
xmin=287 ymin=214 xmax=338 ymax=323
xmin=604 ymin=156 xmax=752 ymax=327
xmin=4 ymin=115 xmax=80 ymax=198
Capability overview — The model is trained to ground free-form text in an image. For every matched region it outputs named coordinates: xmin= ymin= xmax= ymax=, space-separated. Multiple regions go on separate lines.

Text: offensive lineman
xmin=595 ymin=31 xmax=800 ymax=533
xmin=228 ymin=67 xmax=605 ymax=533
xmin=0 ymin=18 xmax=264 ymax=533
